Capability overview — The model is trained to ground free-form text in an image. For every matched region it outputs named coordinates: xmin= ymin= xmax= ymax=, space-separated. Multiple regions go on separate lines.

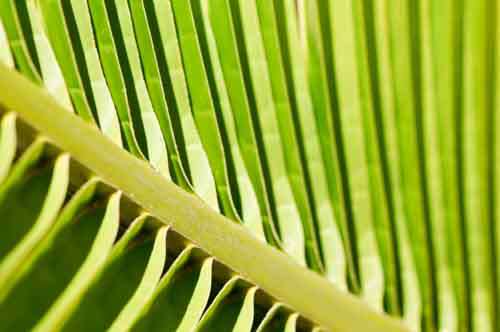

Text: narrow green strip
xmin=0 ymin=137 xmax=45 ymax=203
xmin=256 ymin=303 xmax=282 ymax=332
xmin=105 ymin=0 xmax=171 ymax=176
xmin=132 ymin=252 xmax=213 ymax=332
xmin=386 ymin=0 xmax=438 ymax=328
xmin=220 ymin=0 xmax=312 ymax=267
xmin=496 ymin=1 xmax=500 ymax=327
xmin=33 ymin=191 xmax=121 ymax=332
xmin=86 ymin=0 xmax=147 ymax=158
xmin=131 ymin=245 xmax=194 ymax=328
xmin=283 ymin=0 xmax=347 ymax=287
xmin=372 ymin=0 xmax=421 ymax=327
xmin=0 ymin=178 xmax=99 ymax=302
xmin=169 ymin=0 xmax=242 ymax=221
xmin=26 ymin=0 xmax=72 ymax=109
xmin=0 ymin=17 xmax=15 ymax=67
xmin=127 ymin=0 xmax=191 ymax=183
xmin=0 ymin=0 xmax=41 ymax=81
xmin=0 ymin=112 xmax=17 ymax=183
xmin=232 ymin=287 xmax=258 ymax=332
xmin=109 ymin=214 xmax=148 ymax=261
xmin=109 ymin=226 xmax=168 ymax=331
xmin=329 ymin=0 xmax=385 ymax=309
xmin=195 ymin=276 xmax=240 ymax=331
xmin=67 ymin=0 xmax=122 ymax=144
xmin=421 ymin=0 xmax=460 ymax=330
xmin=38 ymin=0 xmax=95 ymax=122
xmin=430 ymin=0 xmax=469 ymax=329
xmin=150 ymin=0 xmax=219 ymax=210
xmin=300 ymin=0 xmax=359 ymax=292
xmin=0 ymin=182 xmax=103 ymax=330
xmin=0 ymin=153 xmax=69 ymax=294
xmin=196 ymin=0 xmax=265 ymax=239
xmin=284 ymin=312 xmax=299 ymax=332
xmin=463 ymin=0 xmax=496 ymax=330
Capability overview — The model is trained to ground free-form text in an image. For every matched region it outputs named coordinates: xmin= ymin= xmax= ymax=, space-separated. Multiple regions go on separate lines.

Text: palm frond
xmin=0 ymin=0 xmax=498 ymax=331
xmin=0 ymin=67 xmax=406 ymax=331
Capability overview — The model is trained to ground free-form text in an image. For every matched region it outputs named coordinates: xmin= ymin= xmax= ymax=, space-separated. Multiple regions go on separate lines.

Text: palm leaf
xmin=0 ymin=0 xmax=498 ymax=331
xmin=0 ymin=68 xmax=405 ymax=331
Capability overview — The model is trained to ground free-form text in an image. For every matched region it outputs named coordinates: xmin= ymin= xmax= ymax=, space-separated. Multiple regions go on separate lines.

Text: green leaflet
xmin=0 ymin=153 xmax=70 ymax=296
xmin=204 ymin=0 xmax=300 ymax=251
xmin=328 ymin=0 xmax=387 ymax=309
xmin=267 ymin=0 xmax=325 ymax=273
xmin=282 ymin=0 xmax=347 ymax=287
xmin=26 ymin=0 xmax=72 ymax=110
xmin=85 ymin=0 xmax=148 ymax=158
xmin=145 ymin=0 xmax=219 ymax=210
xmin=126 ymin=0 xmax=194 ymax=184
xmin=430 ymin=0 xmax=469 ymax=330
xmin=196 ymin=277 xmax=256 ymax=332
xmin=0 ymin=186 xmax=108 ymax=330
xmin=496 ymin=4 xmax=500 ymax=330
xmin=0 ymin=112 xmax=17 ymax=183
xmin=131 ymin=248 xmax=203 ymax=330
xmin=462 ymin=0 xmax=496 ymax=330
xmin=256 ymin=304 xmax=289 ymax=332
xmin=197 ymin=276 xmax=239 ymax=327
xmin=91 ymin=0 xmax=171 ymax=176
xmin=233 ymin=288 xmax=258 ymax=332
xmin=38 ymin=0 xmax=96 ymax=123
xmin=0 ymin=17 xmax=15 ymax=67
xmin=108 ymin=226 xmax=168 ymax=332
xmin=131 ymin=248 xmax=213 ymax=332
xmin=386 ymin=0 xmax=439 ymax=329
xmin=170 ymin=0 xmax=255 ymax=226
xmin=64 ymin=0 xmax=122 ymax=144
xmin=196 ymin=0 xmax=284 ymax=243
xmin=109 ymin=214 xmax=148 ymax=260
xmin=195 ymin=0 xmax=265 ymax=239
xmin=372 ymin=0 xmax=421 ymax=327
xmin=299 ymin=0 xmax=359 ymax=291
xmin=0 ymin=178 xmax=99 ymax=300
xmin=257 ymin=309 xmax=299 ymax=332
xmin=285 ymin=313 xmax=299 ymax=332
xmin=41 ymin=211 xmax=145 ymax=331
xmin=33 ymin=191 xmax=121 ymax=331
xmin=349 ymin=0 xmax=402 ymax=314
xmin=57 ymin=216 xmax=167 ymax=331
xmin=215 ymin=0 xmax=318 ymax=268
xmin=421 ymin=0 xmax=459 ymax=330
xmin=0 ymin=138 xmax=47 ymax=262
xmin=0 ymin=0 xmax=41 ymax=81
xmin=61 ymin=222 xmax=162 ymax=331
